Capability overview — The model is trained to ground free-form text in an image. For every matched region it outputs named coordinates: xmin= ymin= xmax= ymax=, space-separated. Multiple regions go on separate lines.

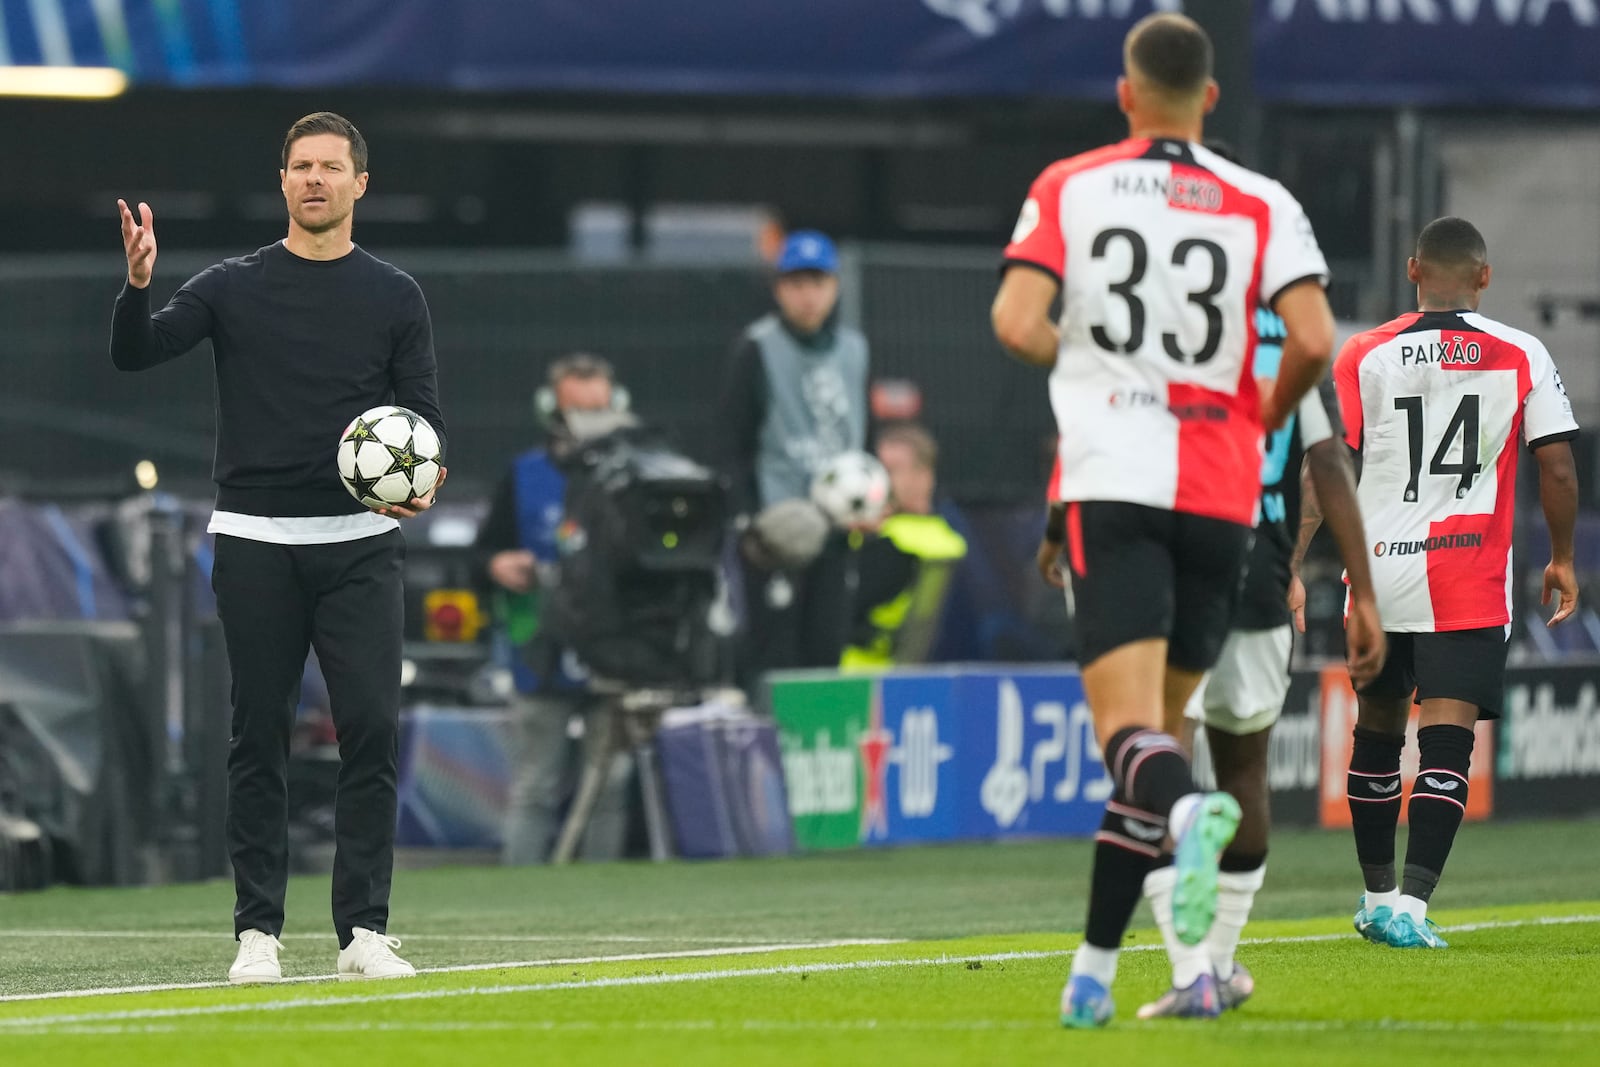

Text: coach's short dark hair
xmin=1415 ymin=217 xmax=1487 ymax=270
xmin=282 ymin=112 xmax=368 ymax=173
xmin=1125 ymin=14 xmax=1213 ymax=97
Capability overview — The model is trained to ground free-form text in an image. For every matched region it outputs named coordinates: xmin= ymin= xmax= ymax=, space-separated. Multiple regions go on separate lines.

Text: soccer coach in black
xmin=111 ymin=112 xmax=444 ymax=983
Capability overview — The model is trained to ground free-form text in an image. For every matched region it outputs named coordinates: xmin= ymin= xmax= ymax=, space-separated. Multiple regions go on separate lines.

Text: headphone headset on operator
xmin=533 ymin=352 xmax=632 ymax=429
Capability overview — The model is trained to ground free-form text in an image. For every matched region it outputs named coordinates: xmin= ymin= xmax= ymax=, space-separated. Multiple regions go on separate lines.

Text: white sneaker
xmin=337 ymin=927 xmax=417 ymax=980
xmin=228 ymin=929 xmax=284 ymax=984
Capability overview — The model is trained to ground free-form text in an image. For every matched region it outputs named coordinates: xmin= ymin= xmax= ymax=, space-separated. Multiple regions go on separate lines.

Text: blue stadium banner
xmin=1254 ymin=0 xmax=1600 ymax=108
xmin=951 ymin=671 xmax=1112 ymax=840
xmin=871 ymin=674 xmax=965 ymax=844
xmin=863 ymin=668 xmax=1115 ymax=845
xmin=1 ymin=0 xmax=1178 ymax=97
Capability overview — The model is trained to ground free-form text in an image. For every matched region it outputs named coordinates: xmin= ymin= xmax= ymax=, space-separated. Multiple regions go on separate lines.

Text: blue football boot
xmin=1060 ymin=974 xmax=1115 ymax=1029
xmin=1353 ymin=894 xmax=1394 ymax=945
xmin=1385 ymin=913 xmax=1448 ymax=949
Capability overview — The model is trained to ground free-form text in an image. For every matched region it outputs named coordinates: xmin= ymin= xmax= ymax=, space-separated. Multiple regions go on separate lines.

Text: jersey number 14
xmin=1393 ymin=393 xmax=1483 ymax=501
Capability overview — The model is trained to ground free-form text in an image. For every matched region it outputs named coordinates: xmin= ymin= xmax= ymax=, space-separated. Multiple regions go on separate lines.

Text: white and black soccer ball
xmin=335 ymin=405 xmax=442 ymax=508
xmin=809 ymin=450 xmax=890 ymax=529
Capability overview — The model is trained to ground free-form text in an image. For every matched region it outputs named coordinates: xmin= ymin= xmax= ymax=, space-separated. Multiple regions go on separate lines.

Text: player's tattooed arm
xmin=1286 ymin=455 xmax=1323 ymax=636
xmin=1292 ymin=454 xmax=1322 ymax=576
xmin=1303 ymin=440 xmax=1386 ymax=687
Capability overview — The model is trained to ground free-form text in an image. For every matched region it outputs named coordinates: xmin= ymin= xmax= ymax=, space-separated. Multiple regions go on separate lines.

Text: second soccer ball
xmin=809 ymin=450 xmax=890 ymax=529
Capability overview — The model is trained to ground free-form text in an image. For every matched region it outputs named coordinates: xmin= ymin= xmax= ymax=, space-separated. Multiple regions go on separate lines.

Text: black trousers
xmin=211 ymin=530 xmax=404 ymax=947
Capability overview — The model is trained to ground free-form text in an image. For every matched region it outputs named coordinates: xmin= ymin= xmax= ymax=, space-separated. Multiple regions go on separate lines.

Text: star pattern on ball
xmin=385 ymin=437 xmax=423 ymax=477
xmin=345 ymin=462 xmax=384 ymax=503
xmin=346 ymin=418 xmax=377 ymax=444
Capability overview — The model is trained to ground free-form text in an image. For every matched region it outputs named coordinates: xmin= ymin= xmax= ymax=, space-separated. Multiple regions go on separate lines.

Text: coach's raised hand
xmin=118 ymin=199 xmax=157 ymax=288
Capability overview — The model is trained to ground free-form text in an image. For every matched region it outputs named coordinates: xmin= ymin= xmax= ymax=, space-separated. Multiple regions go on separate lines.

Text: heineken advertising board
xmin=768 ymin=674 xmax=875 ymax=850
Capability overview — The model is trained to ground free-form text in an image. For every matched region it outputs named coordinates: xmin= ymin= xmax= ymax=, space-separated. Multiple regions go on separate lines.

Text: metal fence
xmin=0 ymin=244 xmax=1061 ymax=504
xmin=3 ymin=243 xmax=1595 ymax=637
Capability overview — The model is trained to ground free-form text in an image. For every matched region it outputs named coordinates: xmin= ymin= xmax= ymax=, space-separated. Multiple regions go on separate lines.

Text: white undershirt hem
xmin=207 ymin=510 xmax=399 ymax=545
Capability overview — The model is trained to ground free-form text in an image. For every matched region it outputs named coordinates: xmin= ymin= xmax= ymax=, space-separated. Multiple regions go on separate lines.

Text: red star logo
xmin=859 ymin=684 xmax=891 ymax=840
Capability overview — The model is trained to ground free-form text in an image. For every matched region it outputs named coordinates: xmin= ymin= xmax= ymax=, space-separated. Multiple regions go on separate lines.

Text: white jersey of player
xmin=1334 ymin=309 xmax=1578 ymax=632
xmin=1006 ymin=138 xmax=1328 ymax=527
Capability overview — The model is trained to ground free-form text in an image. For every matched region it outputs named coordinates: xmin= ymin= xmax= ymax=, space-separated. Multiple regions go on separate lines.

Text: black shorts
xmin=1064 ymin=501 xmax=1252 ymax=672
xmin=1357 ymin=627 xmax=1509 ymax=719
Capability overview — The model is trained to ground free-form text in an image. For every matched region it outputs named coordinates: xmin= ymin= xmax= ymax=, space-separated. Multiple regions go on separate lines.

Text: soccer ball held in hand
xmin=336 ymin=405 xmax=442 ymax=509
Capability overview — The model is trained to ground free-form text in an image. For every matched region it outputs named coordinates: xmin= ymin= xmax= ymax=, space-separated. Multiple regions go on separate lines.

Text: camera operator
xmin=476 ymin=354 xmax=633 ymax=865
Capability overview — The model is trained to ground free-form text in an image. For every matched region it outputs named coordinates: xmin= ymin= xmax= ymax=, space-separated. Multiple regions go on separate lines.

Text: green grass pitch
xmin=1 ymin=819 xmax=1596 ymax=1066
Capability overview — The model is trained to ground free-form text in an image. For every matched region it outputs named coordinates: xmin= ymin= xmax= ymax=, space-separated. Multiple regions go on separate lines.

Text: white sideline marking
xmin=0 ymin=940 xmax=899 ymax=1003
xmin=1 ymin=914 xmax=1594 ymax=1029
xmin=4 ymin=1017 xmax=1599 ymax=1037
xmin=0 ymin=930 xmax=807 ymax=944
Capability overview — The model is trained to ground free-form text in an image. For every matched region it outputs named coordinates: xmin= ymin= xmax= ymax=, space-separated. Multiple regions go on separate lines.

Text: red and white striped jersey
xmin=1334 ymin=309 xmax=1578 ymax=632
xmin=1006 ymin=138 xmax=1328 ymax=526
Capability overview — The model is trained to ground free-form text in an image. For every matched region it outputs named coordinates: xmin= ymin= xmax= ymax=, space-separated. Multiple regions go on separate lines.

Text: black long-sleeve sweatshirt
xmin=111 ymin=241 xmax=446 ymax=517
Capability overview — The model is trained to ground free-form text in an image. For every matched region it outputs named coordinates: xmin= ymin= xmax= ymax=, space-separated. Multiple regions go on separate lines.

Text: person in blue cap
xmin=715 ymin=230 xmax=871 ymax=682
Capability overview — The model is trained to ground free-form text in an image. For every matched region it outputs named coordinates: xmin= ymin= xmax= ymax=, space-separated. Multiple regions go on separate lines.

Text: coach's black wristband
xmin=1044 ymin=503 xmax=1066 ymax=544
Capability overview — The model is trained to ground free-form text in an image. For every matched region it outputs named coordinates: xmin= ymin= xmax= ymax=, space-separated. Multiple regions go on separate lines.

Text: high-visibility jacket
xmin=841 ymin=512 xmax=967 ymax=672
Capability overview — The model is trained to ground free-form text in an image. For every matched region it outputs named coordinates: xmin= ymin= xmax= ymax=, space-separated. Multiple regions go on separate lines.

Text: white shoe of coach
xmin=228 ymin=929 xmax=284 ymax=984
xmin=337 ymin=927 xmax=417 ymax=980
